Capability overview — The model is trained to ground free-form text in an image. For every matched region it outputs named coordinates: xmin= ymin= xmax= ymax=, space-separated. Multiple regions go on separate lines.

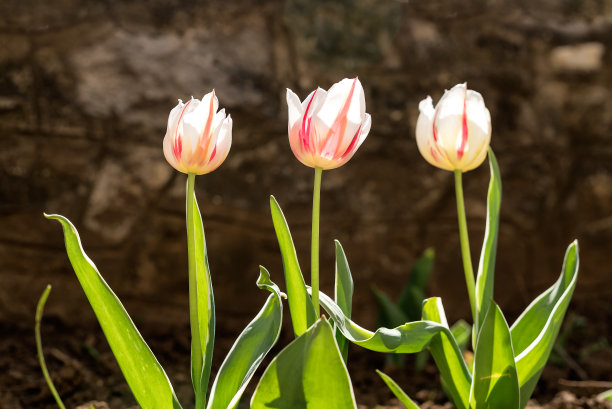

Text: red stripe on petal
xmin=173 ymin=99 xmax=192 ymax=162
xmin=340 ymin=122 xmax=362 ymax=160
xmin=457 ymin=89 xmax=468 ymax=160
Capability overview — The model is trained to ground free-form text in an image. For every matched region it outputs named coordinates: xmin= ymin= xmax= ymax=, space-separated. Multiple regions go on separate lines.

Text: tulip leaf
xmin=270 ymin=196 xmax=316 ymax=337
xmin=376 ymin=370 xmax=420 ymax=409
xmin=469 ymin=302 xmax=520 ymax=409
xmin=450 ymin=320 xmax=472 ymax=352
xmin=206 ymin=266 xmax=284 ymax=409
xmin=372 ymin=287 xmax=409 ymax=328
xmin=421 ymin=298 xmax=471 ymax=409
xmin=511 ymin=241 xmax=579 ymax=407
xmin=398 ymin=248 xmax=435 ymax=321
xmin=190 ymin=191 xmax=215 ymax=405
xmin=334 ymin=240 xmax=354 ymax=362
xmin=474 ymin=149 xmax=501 ymax=347
xmin=45 ymin=214 xmax=182 ymax=409
xmin=251 ymin=318 xmax=357 ymax=409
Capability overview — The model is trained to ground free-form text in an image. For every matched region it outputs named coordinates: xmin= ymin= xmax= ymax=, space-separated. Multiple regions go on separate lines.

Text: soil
xmin=2 ymin=306 xmax=611 ymax=409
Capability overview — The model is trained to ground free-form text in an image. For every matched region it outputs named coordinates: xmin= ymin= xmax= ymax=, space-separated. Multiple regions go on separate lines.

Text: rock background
xmin=1 ymin=0 xmax=612 ymax=343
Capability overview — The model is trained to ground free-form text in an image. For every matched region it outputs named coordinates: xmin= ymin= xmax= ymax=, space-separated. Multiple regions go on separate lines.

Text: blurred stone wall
xmin=1 ymin=0 xmax=611 ymax=331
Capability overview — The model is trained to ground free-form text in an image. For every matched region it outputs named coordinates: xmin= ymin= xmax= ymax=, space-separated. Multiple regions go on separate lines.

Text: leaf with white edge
xmin=421 ymin=298 xmax=471 ymax=409
xmin=474 ymin=149 xmax=501 ymax=348
xmin=45 ymin=214 xmax=182 ymax=409
xmin=376 ymin=370 xmax=420 ymax=409
xmin=334 ymin=240 xmax=354 ymax=362
xmin=206 ymin=267 xmax=284 ymax=409
xmin=511 ymin=241 xmax=579 ymax=408
xmin=469 ymin=302 xmax=520 ymax=409
xmin=270 ymin=196 xmax=316 ymax=337
xmin=251 ymin=318 xmax=357 ymax=409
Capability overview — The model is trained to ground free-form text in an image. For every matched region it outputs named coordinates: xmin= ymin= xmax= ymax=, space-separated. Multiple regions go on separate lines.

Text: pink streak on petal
xmin=300 ymin=89 xmax=318 ymax=153
xmin=340 ymin=122 xmax=362 ymax=160
xmin=457 ymin=85 xmax=468 ymax=160
xmin=173 ymin=98 xmax=193 ymax=162
xmin=328 ymin=78 xmax=358 ymax=158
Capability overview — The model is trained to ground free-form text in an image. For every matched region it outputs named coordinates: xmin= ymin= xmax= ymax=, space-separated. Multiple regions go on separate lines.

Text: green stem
xmin=186 ymin=173 xmax=204 ymax=407
xmin=311 ymin=166 xmax=323 ymax=317
xmin=454 ymin=170 xmax=477 ymax=325
xmin=36 ymin=285 xmax=67 ymax=409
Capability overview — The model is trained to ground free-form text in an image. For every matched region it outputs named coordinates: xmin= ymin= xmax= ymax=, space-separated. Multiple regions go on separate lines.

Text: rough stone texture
xmin=1 ymin=0 xmax=611 ymax=339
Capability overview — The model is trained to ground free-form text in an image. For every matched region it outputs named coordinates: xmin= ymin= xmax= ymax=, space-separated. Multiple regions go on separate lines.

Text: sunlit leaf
xmin=206 ymin=267 xmax=284 ymax=409
xmin=45 ymin=214 xmax=182 ymax=409
xmin=511 ymin=241 xmax=579 ymax=407
xmin=376 ymin=370 xmax=420 ymax=409
xmin=334 ymin=240 xmax=354 ymax=362
xmin=251 ymin=318 xmax=357 ymax=409
xmin=469 ymin=302 xmax=520 ymax=409
xmin=421 ymin=298 xmax=471 ymax=409
xmin=270 ymin=196 xmax=316 ymax=337
xmin=474 ymin=149 xmax=501 ymax=346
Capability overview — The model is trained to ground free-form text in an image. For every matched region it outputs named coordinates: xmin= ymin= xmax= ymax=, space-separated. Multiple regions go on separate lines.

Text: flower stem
xmin=186 ymin=173 xmax=204 ymax=405
xmin=311 ymin=166 xmax=323 ymax=317
xmin=454 ymin=170 xmax=477 ymax=325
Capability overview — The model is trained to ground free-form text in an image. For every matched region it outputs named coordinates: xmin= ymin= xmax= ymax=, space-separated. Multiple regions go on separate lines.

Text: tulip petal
xmin=286 ymin=89 xmax=304 ymax=131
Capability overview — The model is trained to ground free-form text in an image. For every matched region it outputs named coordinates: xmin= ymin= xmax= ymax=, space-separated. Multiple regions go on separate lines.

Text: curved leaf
xmin=376 ymin=370 xmax=420 ymax=409
xmin=421 ymin=298 xmax=471 ymax=409
xmin=206 ymin=267 xmax=284 ymax=409
xmin=45 ymin=214 xmax=182 ymax=409
xmin=270 ymin=196 xmax=316 ymax=336
xmin=251 ymin=318 xmax=357 ymax=409
xmin=511 ymin=241 xmax=579 ymax=407
xmin=334 ymin=240 xmax=354 ymax=361
xmin=470 ymin=302 xmax=519 ymax=409
xmin=474 ymin=149 xmax=501 ymax=346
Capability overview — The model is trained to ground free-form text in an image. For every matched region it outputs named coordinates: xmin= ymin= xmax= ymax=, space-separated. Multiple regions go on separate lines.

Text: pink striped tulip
xmin=286 ymin=78 xmax=371 ymax=170
xmin=416 ymin=83 xmax=491 ymax=172
xmin=163 ymin=90 xmax=232 ymax=175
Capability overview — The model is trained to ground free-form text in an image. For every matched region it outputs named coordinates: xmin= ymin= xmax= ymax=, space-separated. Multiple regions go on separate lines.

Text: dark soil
xmin=2 ymin=307 xmax=611 ymax=409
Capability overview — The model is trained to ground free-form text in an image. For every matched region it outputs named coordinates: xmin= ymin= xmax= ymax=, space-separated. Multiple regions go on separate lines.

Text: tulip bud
xmin=286 ymin=77 xmax=371 ymax=170
xmin=416 ymin=83 xmax=491 ymax=172
xmin=163 ymin=90 xmax=232 ymax=175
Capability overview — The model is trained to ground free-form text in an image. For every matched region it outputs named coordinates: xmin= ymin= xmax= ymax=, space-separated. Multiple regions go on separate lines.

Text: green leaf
xmin=334 ymin=240 xmax=354 ymax=362
xmin=206 ymin=267 xmax=284 ymax=409
xmin=597 ymin=390 xmax=612 ymax=403
xmin=376 ymin=370 xmax=420 ymax=409
xmin=190 ymin=191 xmax=215 ymax=405
xmin=450 ymin=320 xmax=472 ymax=352
xmin=251 ymin=318 xmax=357 ymax=409
xmin=421 ymin=298 xmax=472 ymax=409
xmin=474 ymin=149 xmax=501 ymax=347
xmin=270 ymin=196 xmax=316 ymax=337
xmin=372 ymin=286 xmax=409 ymax=328
xmin=398 ymin=248 xmax=434 ymax=321
xmin=45 ymin=214 xmax=182 ymax=409
xmin=469 ymin=302 xmax=520 ymax=409
xmin=510 ymin=241 xmax=579 ymax=407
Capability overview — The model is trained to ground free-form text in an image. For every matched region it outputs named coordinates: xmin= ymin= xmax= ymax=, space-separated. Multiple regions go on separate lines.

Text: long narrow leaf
xmin=376 ymin=370 xmax=420 ymax=409
xmin=421 ymin=298 xmax=471 ymax=409
xmin=191 ymin=192 xmax=215 ymax=404
xmin=474 ymin=149 xmax=501 ymax=346
xmin=270 ymin=196 xmax=316 ymax=336
xmin=511 ymin=241 xmax=579 ymax=407
xmin=251 ymin=318 xmax=357 ymax=409
xmin=206 ymin=267 xmax=284 ymax=409
xmin=45 ymin=214 xmax=182 ymax=409
xmin=334 ymin=240 xmax=354 ymax=361
xmin=469 ymin=302 xmax=519 ymax=409
xmin=398 ymin=248 xmax=434 ymax=321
